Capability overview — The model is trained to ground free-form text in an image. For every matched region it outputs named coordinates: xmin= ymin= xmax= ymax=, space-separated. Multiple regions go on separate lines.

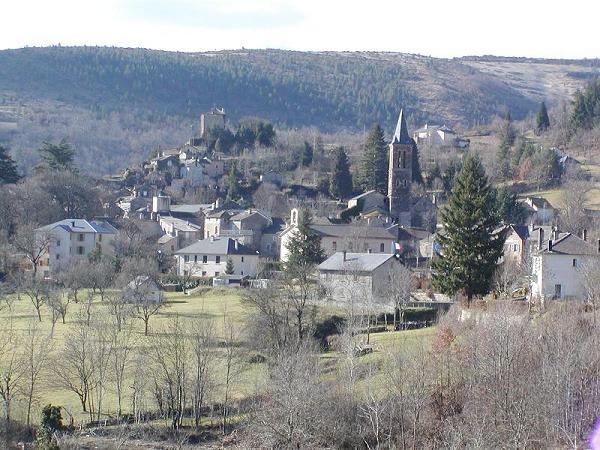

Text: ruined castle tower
xmin=388 ymin=109 xmax=413 ymax=226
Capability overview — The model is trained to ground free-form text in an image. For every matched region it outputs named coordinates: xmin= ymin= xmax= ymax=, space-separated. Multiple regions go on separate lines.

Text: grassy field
xmin=0 ymin=287 xmax=435 ymax=427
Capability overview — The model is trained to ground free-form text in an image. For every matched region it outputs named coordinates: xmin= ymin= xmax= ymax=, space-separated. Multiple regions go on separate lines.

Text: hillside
xmin=1 ymin=47 xmax=599 ymax=174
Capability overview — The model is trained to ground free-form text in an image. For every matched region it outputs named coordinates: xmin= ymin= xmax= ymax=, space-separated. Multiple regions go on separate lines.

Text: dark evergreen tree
xmin=38 ymin=138 xmax=75 ymax=171
xmin=535 ymin=101 xmax=550 ymax=135
xmin=432 ymin=154 xmax=505 ymax=306
xmin=225 ymin=258 xmax=235 ymax=275
xmin=300 ymin=141 xmax=313 ymax=167
xmin=329 ymin=147 xmax=353 ymax=200
xmin=411 ymin=140 xmax=424 ymax=184
xmin=227 ymin=161 xmax=241 ymax=200
xmin=286 ymin=207 xmax=325 ymax=267
xmin=0 ymin=145 xmax=21 ymax=184
xmin=357 ymin=124 xmax=387 ymax=193
xmin=495 ymin=186 xmax=528 ymax=224
xmin=257 ymin=122 xmax=276 ymax=147
xmin=496 ymin=143 xmax=511 ymax=181
xmin=499 ymin=111 xmax=516 ymax=149
xmin=442 ymin=159 xmax=462 ymax=193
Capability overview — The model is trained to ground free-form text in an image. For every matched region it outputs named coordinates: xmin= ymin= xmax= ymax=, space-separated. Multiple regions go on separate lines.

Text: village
xmin=2 ymin=100 xmax=600 ymax=449
xmin=26 ymin=106 xmax=600 ymax=312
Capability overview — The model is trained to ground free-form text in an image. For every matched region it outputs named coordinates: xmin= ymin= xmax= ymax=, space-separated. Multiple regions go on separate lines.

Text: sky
xmin=2 ymin=0 xmax=599 ymax=59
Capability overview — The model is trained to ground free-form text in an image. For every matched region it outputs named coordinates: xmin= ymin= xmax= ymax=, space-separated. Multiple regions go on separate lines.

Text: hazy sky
xmin=2 ymin=0 xmax=598 ymax=59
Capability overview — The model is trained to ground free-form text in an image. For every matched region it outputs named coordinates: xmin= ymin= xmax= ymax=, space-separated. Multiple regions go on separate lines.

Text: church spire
xmin=392 ymin=109 xmax=412 ymax=145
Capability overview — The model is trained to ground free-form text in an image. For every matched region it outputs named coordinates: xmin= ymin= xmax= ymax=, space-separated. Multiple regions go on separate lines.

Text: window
xmin=56 ymin=240 xmax=61 ymax=247
xmin=332 ymin=241 xmax=337 ymax=251
xmin=554 ymin=284 xmax=562 ymax=299
xmin=78 ymin=233 xmax=85 ymax=242
xmin=401 ymin=151 xmax=407 ymax=168
xmin=194 ymin=255 xmax=198 ymax=263
xmin=77 ymin=246 xmax=85 ymax=255
xmin=202 ymin=271 xmax=207 ymax=276
xmin=572 ymin=258 xmax=577 ymax=267
xmin=56 ymin=254 xmax=60 ymax=260
xmin=215 ymin=271 xmax=220 ymax=276
xmin=216 ymin=256 xmax=221 ymax=264
xmin=380 ymin=243 xmax=385 ymax=252
xmin=202 ymin=255 xmax=207 ymax=263
xmin=98 ymin=234 xmax=102 ymax=242
xmin=241 ymin=271 xmax=244 ymax=275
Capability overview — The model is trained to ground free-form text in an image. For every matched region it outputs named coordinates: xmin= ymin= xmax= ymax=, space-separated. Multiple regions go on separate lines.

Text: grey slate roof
xmin=540 ymin=233 xmax=599 ymax=256
xmin=175 ymin=237 xmax=258 ymax=256
xmin=318 ymin=252 xmax=394 ymax=273
xmin=38 ymin=219 xmax=117 ymax=234
xmin=391 ymin=109 xmax=412 ymax=145
xmin=310 ymin=224 xmax=398 ymax=240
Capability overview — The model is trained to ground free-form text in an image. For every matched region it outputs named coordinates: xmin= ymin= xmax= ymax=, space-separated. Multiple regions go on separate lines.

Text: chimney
xmin=582 ymin=228 xmax=588 ymax=242
xmin=548 ymin=239 xmax=553 ymax=252
xmin=343 ymin=250 xmax=347 ymax=262
xmin=538 ymin=228 xmax=544 ymax=251
xmin=553 ymin=226 xmax=559 ymax=241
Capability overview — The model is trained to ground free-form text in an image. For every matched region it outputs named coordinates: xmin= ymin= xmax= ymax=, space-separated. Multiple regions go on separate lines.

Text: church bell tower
xmin=388 ymin=109 xmax=413 ymax=226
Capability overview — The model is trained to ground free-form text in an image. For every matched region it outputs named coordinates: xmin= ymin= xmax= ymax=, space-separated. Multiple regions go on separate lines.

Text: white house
xmin=175 ymin=237 xmax=260 ymax=278
xmin=530 ymin=230 xmax=600 ymax=303
xmin=413 ymin=124 xmax=469 ymax=148
xmin=317 ymin=252 xmax=405 ymax=309
xmin=35 ymin=219 xmax=118 ymax=279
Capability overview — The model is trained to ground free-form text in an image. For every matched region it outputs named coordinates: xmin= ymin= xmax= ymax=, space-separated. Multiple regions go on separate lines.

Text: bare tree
xmin=0 ymin=325 xmax=24 ymax=423
xmin=150 ymin=317 xmax=189 ymax=429
xmin=559 ymin=178 xmax=591 ymax=234
xmin=53 ymin=316 xmax=96 ymax=415
xmin=385 ymin=263 xmax=415 ymax=328
xmin=12 ymin=224 xmax=52 ymax=279
xmin=188 ymin=318 xmax=215 ymax=428
xmin=22 ymin=321 xmax=52 ymax=427
xmin=15 ymin=273 xmax=49 ymax=322
xmin=109 ymin=320 xmax=136 ymax=418
xmin=46 ymin=288 xmax=71 ymax=326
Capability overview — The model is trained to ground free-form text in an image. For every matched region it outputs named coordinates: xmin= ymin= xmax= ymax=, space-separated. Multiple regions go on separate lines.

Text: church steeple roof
xmin=391 ymin=109 xmax=412 ymax=145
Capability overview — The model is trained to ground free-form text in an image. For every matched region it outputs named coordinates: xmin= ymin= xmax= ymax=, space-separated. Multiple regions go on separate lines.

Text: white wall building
xmin=530 ymin=231 xmax=600 ymax=303
xmin=175 ymin=237 xmax=260 ymax=278
xmin=317 ymin=252 xmax=405 ymax=309
xmin=36 ymin=219 xmax=118 ymax=279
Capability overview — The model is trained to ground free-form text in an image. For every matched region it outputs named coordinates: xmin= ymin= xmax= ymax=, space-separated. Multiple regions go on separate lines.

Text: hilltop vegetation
xmin=2 ymin=47 xmax=600 ymax=174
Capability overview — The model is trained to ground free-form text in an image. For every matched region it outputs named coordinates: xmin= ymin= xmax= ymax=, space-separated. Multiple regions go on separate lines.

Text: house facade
xmin=175 ymin=237 xmax=260 ymax=278
xmin=36 ymin=219 xmax=118 ymax=279
xmin=530 ymin=231 xmax=600 ymax=303
xmin=317 ymin=252 xmax=405 ymax=309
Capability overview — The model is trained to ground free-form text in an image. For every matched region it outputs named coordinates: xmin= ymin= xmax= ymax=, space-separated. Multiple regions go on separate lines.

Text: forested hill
xmin=3 ymin=46 xmax=597 ymax=129
xmin=1 ymin=47 xmax=599 ymax=174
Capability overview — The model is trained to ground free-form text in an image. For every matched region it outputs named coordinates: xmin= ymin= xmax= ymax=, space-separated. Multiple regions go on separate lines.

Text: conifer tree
xmin=286 ymin=207 xmax=325 ymax=267
xmin=0 ymin=145 xmax=21 ymax=184
xmin=357 ymin=124 xmax=387 ymax=193
xmin=38 ymin=138 xmax=75 ymax=171
xmin=329 ymin=146 xmax=353 ymax=200
xmin=300 ymin=141 xmax=313 ymax=167
xmin=411 ymin=140 xmax=424 ymax=184
xmin=535 ymin=101 xmax=550 ymax=135
xmin=225 ymin=258 xmax=235 ymax=275
xmin=432 ymin=154 xmax=505 ymax=306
